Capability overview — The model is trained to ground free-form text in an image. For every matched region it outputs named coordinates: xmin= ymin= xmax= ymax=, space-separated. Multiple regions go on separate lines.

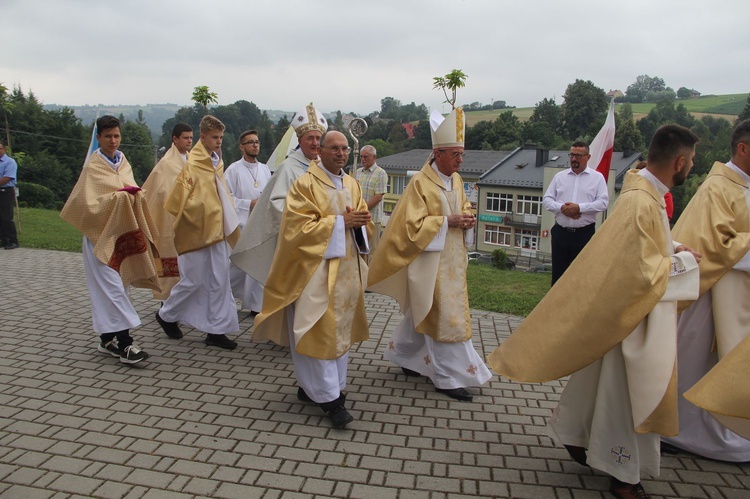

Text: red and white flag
xmin=589 ymin=98 xmax=616 ymax=181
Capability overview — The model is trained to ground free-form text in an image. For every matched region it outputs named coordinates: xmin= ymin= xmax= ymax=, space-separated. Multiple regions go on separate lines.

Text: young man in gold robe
xmin=141 ymin=123 xmax=193 ymax=301
xmin=154 ymin=115 xmax=241 ymax=350
xmin=367 ymin=108 xmax=492 ymax=403
xmin=253 ymin=130 xmax=372 ymax=429
xmin=488 ymin=124 xmax=702 ymax=499
xmin=61 ymin=115 xmax=159 ymax=365
xmin=661 ymin=119 xmax=750 ymax=458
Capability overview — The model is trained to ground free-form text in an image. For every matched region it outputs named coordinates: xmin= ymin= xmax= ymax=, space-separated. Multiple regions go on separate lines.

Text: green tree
xmin=561 ymin=79 xmax=608 ymax=141
xmin=0 ymin=83 xmax=15 ymax=151
xmin=466 ymin=111 xmax=521 ymax=150
xmin=412 ymin=119 xmax=433 ymax=149
xmin=737 ymin=93 xmax=750 ymax=123
xmin=625 ymin=74 xmax=666 ymax=103
xmin=192 ymin=85 xmax=218 ymax=115
xmin=433 ymin=69 xmax=468 ymax=109
xmin=677 ymin=87 xmax=693 ymax=100
xmin=364 ymin=139 xmax=394 ymax=158
xmin=120 ymin=118 xmax=154 ymax=184
xmin=522 ymin=97 xmax=563 ymax=147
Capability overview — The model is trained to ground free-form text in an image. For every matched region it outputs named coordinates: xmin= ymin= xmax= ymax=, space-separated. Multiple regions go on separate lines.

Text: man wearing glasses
xmin=225 ymin=130 xmax=272 ymax=315
xmin=253 ymin=130 xmax=372 ymax=429
xmin=368 ymin=108 xmax=492 ymax=403
xmin=542 ymin=141 xmax=609 ymax=285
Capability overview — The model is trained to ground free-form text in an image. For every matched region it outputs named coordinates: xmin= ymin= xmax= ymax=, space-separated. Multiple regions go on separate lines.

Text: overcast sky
xmin=4 ymin=0 xmax=748 ymax=116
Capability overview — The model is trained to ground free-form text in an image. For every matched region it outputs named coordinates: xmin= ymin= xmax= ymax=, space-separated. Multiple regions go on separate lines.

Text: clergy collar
xmin=430 ymin=162 xmax=453 ymax=190
xmin=726 ymin=161 xmax=750 ymax=187
xmin=320 ymin=163 xmax=344 ymax=188
xmin=637 ymin=168 xmax=669 ymax=197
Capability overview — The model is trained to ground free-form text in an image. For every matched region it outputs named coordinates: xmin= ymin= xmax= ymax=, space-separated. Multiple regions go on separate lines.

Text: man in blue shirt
xmin=0 ymin=141 xmax=19 ymax=250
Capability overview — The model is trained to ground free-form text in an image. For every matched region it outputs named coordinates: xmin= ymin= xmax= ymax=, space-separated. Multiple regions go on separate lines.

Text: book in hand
xmin=352 ymin=226 xmax=370 ymax=254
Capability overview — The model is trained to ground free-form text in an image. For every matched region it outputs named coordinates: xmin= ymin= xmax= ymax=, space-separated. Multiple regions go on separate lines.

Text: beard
xmin=672 ymin=169 xmax=689 ymax=186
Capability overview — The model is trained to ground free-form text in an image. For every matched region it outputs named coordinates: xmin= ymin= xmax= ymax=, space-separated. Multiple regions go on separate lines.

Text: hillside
xmin=463 ymin=92 xmax=747 ymax=126
xmin=42 ymin=103 xmax=296 ymax=139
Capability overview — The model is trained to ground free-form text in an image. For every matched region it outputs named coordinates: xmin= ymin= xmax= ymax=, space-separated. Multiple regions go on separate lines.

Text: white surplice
xmin=225 ymin=159 xmax=272 ymax=312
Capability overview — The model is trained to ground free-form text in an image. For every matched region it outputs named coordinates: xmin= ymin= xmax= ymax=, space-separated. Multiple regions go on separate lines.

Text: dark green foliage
xmin=491 ymin=249 xmax=510 ymax=270
xmin=561 ymin=79 xmax=608 ymax=140
xmin=17 ymin=181 xmax=56 ymax=208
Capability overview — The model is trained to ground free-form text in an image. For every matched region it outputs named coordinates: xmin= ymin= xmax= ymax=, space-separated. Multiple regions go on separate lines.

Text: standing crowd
xmin=55 ymin=100 xmax=750 ymax=499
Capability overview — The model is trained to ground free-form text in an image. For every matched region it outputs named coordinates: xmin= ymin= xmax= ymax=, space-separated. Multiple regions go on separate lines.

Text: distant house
xmin=689 ymin=89 xmax=702 ymax=98
xmin=607 ymin=89 xmax=624 ymax=100
xmin=401 ymin=123 xmax=415 ymax=140
xmin=474 ymin=145 xmax=643 ymax=257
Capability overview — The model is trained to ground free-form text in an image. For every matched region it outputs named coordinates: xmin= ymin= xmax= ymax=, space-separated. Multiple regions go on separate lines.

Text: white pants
xmin=229 ymin=263 xmax=263 ymax=312
xmin=82 ymin=237 xmax=140 ymax=334
xmin=287 ymin=306 xmax=347 ymax=404
xmin=160 ymin=241 xmax=238 ymax=334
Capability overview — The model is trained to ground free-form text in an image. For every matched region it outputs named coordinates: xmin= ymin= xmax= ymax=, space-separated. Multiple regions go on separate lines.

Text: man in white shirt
xmin=224 ymin=130 xmax=272 ymax=314
xmin=542 ymin=141 xmax=609 ymax=285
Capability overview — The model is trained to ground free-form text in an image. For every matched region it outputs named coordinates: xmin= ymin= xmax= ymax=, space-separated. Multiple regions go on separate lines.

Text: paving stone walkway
xmin=0 ymin=248 xmax=748 ymax=498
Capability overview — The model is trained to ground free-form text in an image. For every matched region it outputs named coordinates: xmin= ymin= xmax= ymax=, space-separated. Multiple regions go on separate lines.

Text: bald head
xmin=318 ymin=131 xmax=351 ymax=175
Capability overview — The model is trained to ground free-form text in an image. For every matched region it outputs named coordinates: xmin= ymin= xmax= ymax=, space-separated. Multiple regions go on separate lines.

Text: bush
xmin=17 ymin=181 xmax=57 ymax=209
xmin=491 ymin=249 xmax=510 ymax=270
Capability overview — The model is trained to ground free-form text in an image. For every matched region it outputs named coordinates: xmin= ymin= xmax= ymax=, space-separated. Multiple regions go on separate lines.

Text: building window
xmin=516 ymin=195 xmax=541 ymax=216
xmin=484 ymin=225 xmax=512 ymax=246
xmin=515 ymin=229 xmax=540 ymax=250
xmin=486 ymin=192 xmax=513 ymax=213
xmin=391 ymin=175 xmax=407 ymax=195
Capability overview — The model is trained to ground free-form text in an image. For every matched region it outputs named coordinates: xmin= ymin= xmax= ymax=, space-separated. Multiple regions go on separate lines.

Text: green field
xmin=464 ymin=93 xmax=747 ymax=126
xmin=467 ymin=262 xmax=548 ymax=317
xmin=12 ymin=207 xmax=548 ymax=317
xmin=17 ymin=207 xmax=82 ymax=252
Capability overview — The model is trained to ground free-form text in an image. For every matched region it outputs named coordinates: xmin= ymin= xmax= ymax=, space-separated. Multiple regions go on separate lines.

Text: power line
xmin=0 ymin=127 xmax=156 ymax=149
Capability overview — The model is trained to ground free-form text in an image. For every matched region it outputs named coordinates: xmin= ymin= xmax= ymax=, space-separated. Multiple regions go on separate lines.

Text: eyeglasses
xmin=242 ymin=140 xmax=260 ymax=146
xmin=438 ymin=150 xmax=464 ymax=159
xmin=321 ymin=146 xmax=351 ymax=153
xmin=568 ymin=153 xmax=589 ymax=159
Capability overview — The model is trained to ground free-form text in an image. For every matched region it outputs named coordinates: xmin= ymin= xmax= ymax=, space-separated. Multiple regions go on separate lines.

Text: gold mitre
xmin=430 ymin=107 xmax=465 ymax=148
xmin=291 ymin=102 xmax=328 ymax=138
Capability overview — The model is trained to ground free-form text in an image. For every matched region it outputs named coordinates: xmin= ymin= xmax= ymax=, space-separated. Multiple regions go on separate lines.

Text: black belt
xmin=555 ymin=223 xmax=594 ymax=233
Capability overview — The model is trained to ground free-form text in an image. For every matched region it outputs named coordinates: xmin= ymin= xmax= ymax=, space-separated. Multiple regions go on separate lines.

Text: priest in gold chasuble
xmin=367 ymin=108 xmax=492 ymax=403
xmin=253 ymin=131 xmax=372 ymax=430
xmin=488 ymin=125 xmax=702 ymax=497
xmin=663 ymin=120 xmax=750 ymax=458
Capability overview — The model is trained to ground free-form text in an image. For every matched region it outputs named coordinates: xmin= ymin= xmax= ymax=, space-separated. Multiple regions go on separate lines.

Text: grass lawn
xmin=16 ymin=207 xmax=82 ymax=252
xmin=13 ymin=207 xmax=548 ymax=317
xmin=467 ymin=261 xmax=549 ymax=317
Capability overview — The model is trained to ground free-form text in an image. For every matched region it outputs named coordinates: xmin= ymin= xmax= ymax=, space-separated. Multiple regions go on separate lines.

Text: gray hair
xmin=361 ymin=145 xmax=377 ymax=157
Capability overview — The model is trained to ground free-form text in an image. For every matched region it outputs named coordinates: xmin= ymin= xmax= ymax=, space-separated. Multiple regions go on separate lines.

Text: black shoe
xmin=119 ymin=343 xmax=149 ymax=365
xmin=205 ymin=334 xmax=237 ymax=350
xmin=610 ymin=478 xmax=650 ymax=499
xmin=564 ymin=444 xmax=588 ymax=466
xmin=297 ymin=387 xmax=313 ymax=402
xmin=436 ymin=387 xmax=473 ymax=402
xmin=4 ymin=243 xmax=18 ymax=250
xmin=155 ymin=311 xmax=183 ymax=339
xmin=98 ymin=339 xmax=122 ymax=358
xmin=401 ymin=367 xmax=421 ymax=377
xmin=660 ymin=441 xmax=681 ymax=455
xmin=326 ymin=405 xmax=354 ymax=429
